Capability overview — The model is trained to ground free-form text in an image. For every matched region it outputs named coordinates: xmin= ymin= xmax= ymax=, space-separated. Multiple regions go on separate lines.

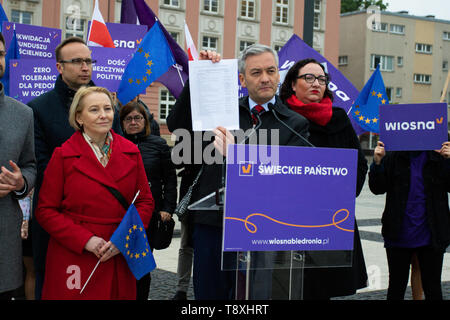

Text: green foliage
xmin=341 ymin=0 xmax=389 ymax=13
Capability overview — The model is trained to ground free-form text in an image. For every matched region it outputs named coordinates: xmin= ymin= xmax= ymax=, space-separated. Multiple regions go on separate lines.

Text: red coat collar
xmin=61 ymin=130 xmax=139 ymax=190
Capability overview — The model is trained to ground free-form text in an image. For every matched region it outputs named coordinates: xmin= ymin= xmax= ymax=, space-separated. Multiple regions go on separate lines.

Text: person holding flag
xmin=35 ymin=86 xmax=154 ymax=300
xmin=280 ymin=58 xmax=368 ymax=299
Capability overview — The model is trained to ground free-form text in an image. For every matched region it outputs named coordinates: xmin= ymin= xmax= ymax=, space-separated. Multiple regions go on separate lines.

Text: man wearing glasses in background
xmin=27 ymin=37 xmax=122 ymax=300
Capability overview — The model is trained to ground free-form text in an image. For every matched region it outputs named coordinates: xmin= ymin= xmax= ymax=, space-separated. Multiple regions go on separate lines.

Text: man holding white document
xmin=167 ymin=44 xmax=310 ymax=300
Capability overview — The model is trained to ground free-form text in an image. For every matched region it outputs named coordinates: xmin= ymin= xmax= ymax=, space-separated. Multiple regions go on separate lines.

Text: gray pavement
xmin=148 ymin=179 xmax=450 ymax=300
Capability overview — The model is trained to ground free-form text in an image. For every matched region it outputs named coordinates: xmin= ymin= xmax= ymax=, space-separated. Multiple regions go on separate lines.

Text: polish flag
xmin=87 ymin=0 xmax=115 ymax=48
xmin=184 ymin=22 xmax=198 ymax=61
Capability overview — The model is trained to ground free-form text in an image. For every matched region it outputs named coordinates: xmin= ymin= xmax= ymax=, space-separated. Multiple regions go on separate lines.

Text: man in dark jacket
xmin=27 ymin=37 xmax=122 ymax=299
xmin=167 ymin=45 xmax=310 ymax=300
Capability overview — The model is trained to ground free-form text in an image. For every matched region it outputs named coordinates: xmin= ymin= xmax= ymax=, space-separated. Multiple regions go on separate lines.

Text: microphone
xmin=268 ymin=103 xmax=315 ymax=148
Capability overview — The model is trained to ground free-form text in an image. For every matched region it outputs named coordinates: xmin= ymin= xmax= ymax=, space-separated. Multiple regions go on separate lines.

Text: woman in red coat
xmin=35 ymin=86 xmax=154 ymax=300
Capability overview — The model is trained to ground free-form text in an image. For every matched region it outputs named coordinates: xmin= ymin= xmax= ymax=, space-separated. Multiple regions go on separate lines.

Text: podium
xmin=190 ymin=145 xmax=357 ymax=300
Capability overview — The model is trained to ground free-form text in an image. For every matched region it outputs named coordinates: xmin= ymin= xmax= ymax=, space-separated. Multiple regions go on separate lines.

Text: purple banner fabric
xmin=87 ymin=22 xmax=148 ymax=50
xmin=90 ymin=47 xmax=135 ymax=92
xmin=2 ymin=22 xmax=61 ymax=59
xmin=9 ymin=59 xmax=58 ymax=103
xmin=223 ymin=145 xmax=357 ymax=252
xmin=120 ymin=0 xmax=138 ymax=24
xmin=379 ymin=103 xmax=448 ymax=151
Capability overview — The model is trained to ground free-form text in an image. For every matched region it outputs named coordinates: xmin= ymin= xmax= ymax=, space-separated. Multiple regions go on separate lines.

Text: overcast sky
xmin=385 ymin=0 xmax=450 ymax=21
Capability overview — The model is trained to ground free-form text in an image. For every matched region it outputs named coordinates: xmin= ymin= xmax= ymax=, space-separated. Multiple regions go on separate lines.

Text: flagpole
xmin=440 ymin=69 xmax=450 ymax=103
xmin=132 ymin=190 xmax=140 ymax=204
xmin=174 ymin=64 xmax=185 ymax=87
xmin=80 ymin=259 xmax=101 ymax=295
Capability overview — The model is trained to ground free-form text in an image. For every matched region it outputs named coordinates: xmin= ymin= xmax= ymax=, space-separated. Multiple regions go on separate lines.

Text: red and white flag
xmin=87 ymin=0 xmax=115 ymax=48
xmin=184 ymin=22 xmax=198 ymax=61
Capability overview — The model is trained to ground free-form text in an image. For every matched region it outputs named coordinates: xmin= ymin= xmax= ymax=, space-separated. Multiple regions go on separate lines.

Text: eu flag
xmin=1 ymin=28 xmax=20 ymax=96
xmin=110 ymin=204 xmax=156 ymax=280
xmin=117 ymin=21 xmax=175 ymax=105
xmin=0 ymin=4 xmax=8 ymax=33
xmin=351 ymin=65 xmax=388 ymax=133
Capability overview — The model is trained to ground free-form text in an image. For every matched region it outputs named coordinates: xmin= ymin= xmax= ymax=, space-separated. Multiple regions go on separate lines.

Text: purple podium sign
xmin=223 ymin=145 xmax=357 ymax=252
xmin=380 ymin=103 xmax=448 ymax=151
xmin=2 ymin=22 xmax=61 ymax=59
xmin=9 ymin=59 xmax=58 ymax=104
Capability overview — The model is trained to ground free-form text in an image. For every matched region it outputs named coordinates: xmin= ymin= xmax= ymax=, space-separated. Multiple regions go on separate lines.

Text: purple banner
xmin=9 ymin=59 xmax=58 ymax=103
xmin=2 ymin=22 xmax=61 ymax=59
xmin=91 ymin=47 xmax=135 ymax=92
xmin=223 ymin=145 xmax=357 ymax=252
xmin=87 ymin=22 xmax=147 ymax=50
xmin=380 ymin=103 xmax=448 ymax=151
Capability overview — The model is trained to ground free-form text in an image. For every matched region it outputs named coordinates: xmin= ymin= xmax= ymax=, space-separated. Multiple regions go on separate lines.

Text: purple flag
xmin=132 ymin=0 xmax=189 ymax=98
xmin=120 ymin=0 xmax=138 ymax=24
xmin=277 ymin=35 xmax=363 ymax=135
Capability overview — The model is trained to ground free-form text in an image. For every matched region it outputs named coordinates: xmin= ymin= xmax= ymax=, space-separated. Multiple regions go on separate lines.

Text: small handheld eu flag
xmin=351 ymin=65 xmax=389 ymax=134
xmin=110 ymin=203 xmax=156 ymax=280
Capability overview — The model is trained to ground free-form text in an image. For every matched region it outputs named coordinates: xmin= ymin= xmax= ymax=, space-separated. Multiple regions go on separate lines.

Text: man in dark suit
xmin=167 ymin=44 xmax=310 ymax=300
xmin=27 ymin=37 xmax=122 ymax=299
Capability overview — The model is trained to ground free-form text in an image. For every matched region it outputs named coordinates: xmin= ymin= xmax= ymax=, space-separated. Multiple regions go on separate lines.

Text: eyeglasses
xmin=59 ymin=58 xmax=96 ymax=66
xmin=0 ymin=50 xmax=6 ymax=57
xmin=124 ymin=115 xmax=144 ymax=123
xmin=297 ymin=73 xmax=328 ymax=85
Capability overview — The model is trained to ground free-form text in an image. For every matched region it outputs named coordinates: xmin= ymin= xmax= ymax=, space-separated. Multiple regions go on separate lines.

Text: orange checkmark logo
xmin=241 ymin=164 xmax=252 ymax=174
xmin=436 ymin=117 xmax=443 ymax=124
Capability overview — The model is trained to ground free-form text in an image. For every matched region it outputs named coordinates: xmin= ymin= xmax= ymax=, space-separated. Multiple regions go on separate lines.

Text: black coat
xmin=295 ymin=107 xmax=369 ymax=298
xmin=369 ymin=151 xmax=450 ymax=251
xmin=167 ymin=80 xmax=310 ymax=227
xmin=27 ymin=75 xmax=123 ymax=278
xmin=124 ymin=132 xmax=177 ymax=215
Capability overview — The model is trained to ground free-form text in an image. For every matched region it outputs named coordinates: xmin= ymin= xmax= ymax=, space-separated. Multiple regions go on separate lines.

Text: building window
xmin=65 ymin=16 xmax=86 ymax=39
xmin=240 ymin=0 xmax=255 ymax=19
xmin=338 ymin=56 xmax=348 ymax=66
xmin=275 ymin=0 xmax=289 ymax=24
xmin=163 ymin=0 xmax=180 ymax=7
xmin=397 ymin=56 xmax=403 ymax=67
xmin=443 ymin=60 xmax=449 ymax=71
xmin=203 ymin=0 xmax=219 ymax=14
xmin=371 ymin=54 xmax=394 ymax=71
xmin=372 ymin=21 xmax=388 ymax=32
xmin=415 ymin=43 xmax=432 ymax=54
xmin=169 ymin=31 xmax=180 ymax=45
xmin=443 ymin=31 xmax=450 ymax=41
xmin=396 ymin=87 xmax=402 ymax=98
xmin=274 ymin=44 xmax=283 ymax=52
xmin=239 ymin=40 xmax=255 ymax=53
xmin=313 ymin=0 xmax=321 ymax=30
xmin=389 ymin=24 xmax=405 ymax=34
xmin=159 ymin=89 xmax=176 ymax=120
xmin=414 ymin=74 xmax=432 ymax=84
xmin=385 ymin=87 xmax=393 ymax=102
xmin=202 ymin=35 xmax=218 ymax=51
xmin=11 ymin=10 xmax=33 ymax=24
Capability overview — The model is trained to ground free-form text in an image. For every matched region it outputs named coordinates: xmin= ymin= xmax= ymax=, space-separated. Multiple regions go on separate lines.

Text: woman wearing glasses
xmin=120 ymin=101 xmax=177 ymax=300
xmin=280 ymin=58 xmax=368 ymax=299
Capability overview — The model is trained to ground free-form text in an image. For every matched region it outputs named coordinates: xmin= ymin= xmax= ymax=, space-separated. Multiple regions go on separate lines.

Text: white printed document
xmin=188 ymin=59 xmax=240 ymax=131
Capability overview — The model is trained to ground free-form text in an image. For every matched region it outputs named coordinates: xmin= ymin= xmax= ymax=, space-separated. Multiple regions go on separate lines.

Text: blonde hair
xmin=68 ymin=86 xmax=114 ymax=131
